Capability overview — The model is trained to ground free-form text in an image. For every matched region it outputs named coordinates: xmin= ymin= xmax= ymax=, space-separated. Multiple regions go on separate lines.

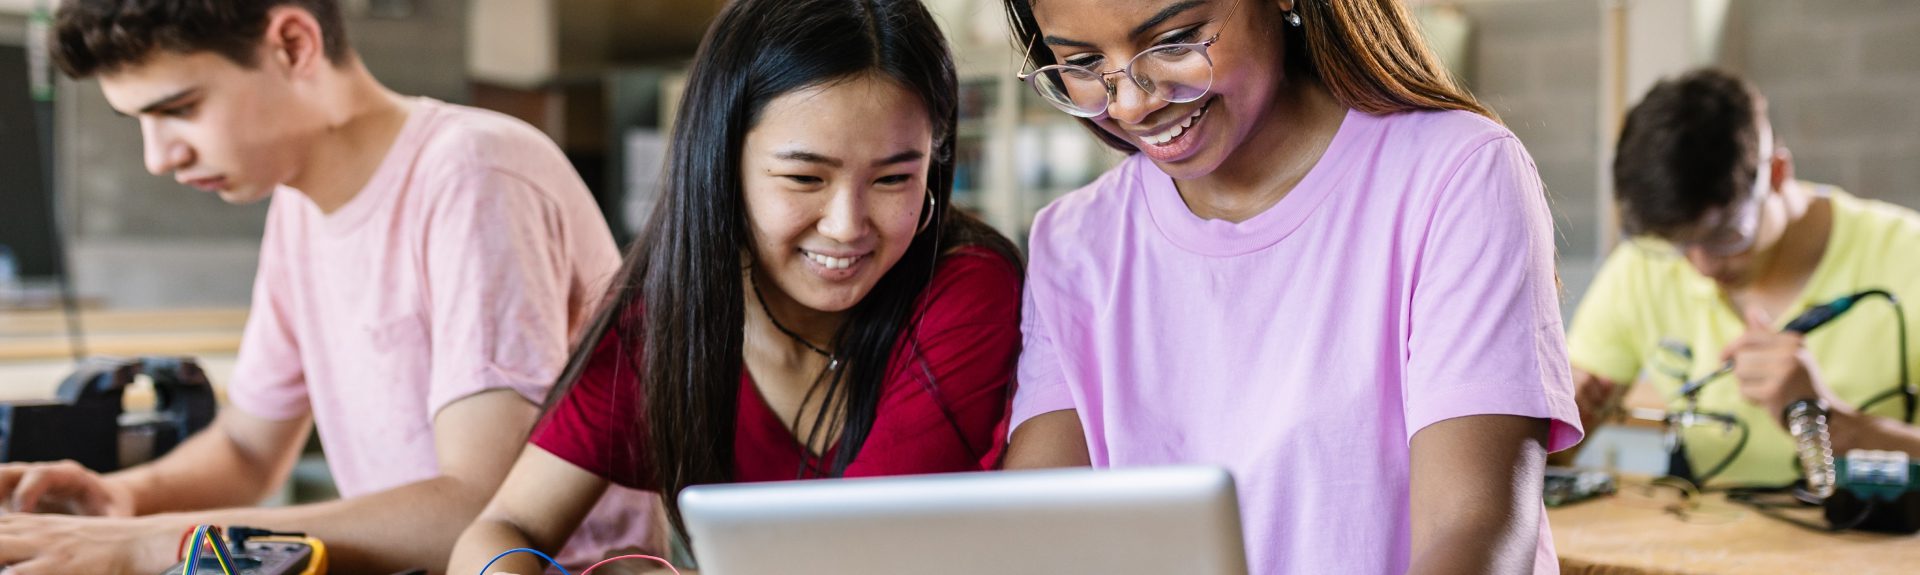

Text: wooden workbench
xmin=0 ymin=308 xmax=246 ymax=361
xmin=1549 ymin=487 xmax=1920 ymax=574
xmin=0 ymin=308 xmax=243 ymax=402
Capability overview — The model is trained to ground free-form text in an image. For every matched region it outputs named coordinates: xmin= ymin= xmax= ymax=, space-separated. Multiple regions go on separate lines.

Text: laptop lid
xmin=679 ymin=466 xmax=1248 ymax=575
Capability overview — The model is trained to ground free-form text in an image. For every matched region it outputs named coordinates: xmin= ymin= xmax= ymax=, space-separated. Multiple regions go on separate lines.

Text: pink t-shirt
xmin=1012 ymin=109 xmax=1583 ymax=574
xmin=229 ymin=98 xmax=657 ymax=568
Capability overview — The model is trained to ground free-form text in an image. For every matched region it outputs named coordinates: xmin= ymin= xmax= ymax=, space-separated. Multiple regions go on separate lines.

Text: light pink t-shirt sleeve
xmin=1402 ymin=137 xmax=1584 ymax=452
xmin=1010 ymin=283 xmax=1076 ymax=436
xmin=419 ymin=165 xmax=577 ymax=419
xmin=229 ymin=197 xmax=310 ymax=421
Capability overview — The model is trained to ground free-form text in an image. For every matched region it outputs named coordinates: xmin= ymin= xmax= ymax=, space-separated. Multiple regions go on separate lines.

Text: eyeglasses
xmin=1672 ymin=185 xmax=1768 ymax=257
xmin=1632 ymin=131 xmax=1777 ymax=258
xmin=1015 ymin=0 xmax=1244 ymax=118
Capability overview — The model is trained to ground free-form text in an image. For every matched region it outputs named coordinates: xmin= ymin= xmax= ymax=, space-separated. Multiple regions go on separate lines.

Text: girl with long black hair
xmin=448 ymin=0 xmax=1021 ymax=571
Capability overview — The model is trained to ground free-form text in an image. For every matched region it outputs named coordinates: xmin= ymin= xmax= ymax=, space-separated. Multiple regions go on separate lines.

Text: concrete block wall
xmin=1736 ymin=0 xmax=1920 ymax=207
xmin=1451 ymin=0 xmax=1920 ymax=305
xmin=1454 ymin=0 xmax=1605 ymax=265
xmin=1450 ymin=0 xmax=1606 ymax=311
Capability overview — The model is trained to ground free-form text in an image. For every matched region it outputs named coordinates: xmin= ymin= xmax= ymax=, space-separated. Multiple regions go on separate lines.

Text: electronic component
xmin=1828 ymin=450 xmax=1920 ymax=534
xmin=1785 ymin=399 xmax=1836 ymax=499
xmin=1543 ymin=466 xmax=1615 ymax=507
xmin=0 ymin=356 xmax=217 ymax=471
xmin=163 ymin=531 xmax=327 ymax=575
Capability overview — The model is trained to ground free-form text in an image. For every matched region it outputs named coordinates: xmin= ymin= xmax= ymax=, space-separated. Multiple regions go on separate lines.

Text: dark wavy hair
xmin=52 ymin=0 xmax=351 ymax=78
xmin=1613 ymin=69 xmax=1766 ymax=238
xmin=547 ymin=0 xmax=1019 ymax=536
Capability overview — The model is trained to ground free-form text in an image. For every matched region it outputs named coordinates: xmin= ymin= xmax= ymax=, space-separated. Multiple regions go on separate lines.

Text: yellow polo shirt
xmin=1568 ymin=184 xmax=1920 ymax=486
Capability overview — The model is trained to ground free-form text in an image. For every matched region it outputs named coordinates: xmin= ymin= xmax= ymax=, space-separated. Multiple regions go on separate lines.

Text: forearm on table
xmin=450 ymin=516 xmax=552 ymax=575
xmin=449 ymin=444 xmax=624 ymax=575
xmin=105 ymin=423 xmax=295 ymax=515
xmin=160 ymin=474 xmax=499 ymax=574
xmin=1832 ymin=408 xmax=1920 ymax=456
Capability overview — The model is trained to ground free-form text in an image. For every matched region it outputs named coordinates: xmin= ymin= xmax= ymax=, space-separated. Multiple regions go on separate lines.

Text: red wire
xmin=580 ymin=554 xmax=680 ymax=575
xmin=177 ymin=525 xmax=196 ymax=560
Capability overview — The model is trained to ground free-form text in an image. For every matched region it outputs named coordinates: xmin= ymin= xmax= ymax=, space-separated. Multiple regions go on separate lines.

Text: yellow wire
xmin=206 ymin=528 xmax=236 ymax=575
xmin=183 ymin=525 xmax=202 ymax=574
xmin=183 ymin=525 xmax=236 ymax=575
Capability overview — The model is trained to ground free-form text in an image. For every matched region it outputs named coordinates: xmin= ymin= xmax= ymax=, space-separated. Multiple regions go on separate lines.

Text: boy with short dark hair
xmin=0 ymin=1 xmax=654 ymax=572
xmin=1567 ymin=69 xmax=1920 ymax=484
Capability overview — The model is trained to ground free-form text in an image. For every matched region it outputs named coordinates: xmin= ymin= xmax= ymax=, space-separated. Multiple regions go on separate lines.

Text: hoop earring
xmin=916 ymin=190 xmax=939 ymax=235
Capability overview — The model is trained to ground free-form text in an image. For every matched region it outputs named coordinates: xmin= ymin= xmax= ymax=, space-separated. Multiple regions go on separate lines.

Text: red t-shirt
xmin=529 ymin=247 xmax=1021 ymax=488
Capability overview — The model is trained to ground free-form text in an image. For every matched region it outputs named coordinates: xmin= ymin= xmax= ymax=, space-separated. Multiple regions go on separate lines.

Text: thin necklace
xmin=749 ymin=273 xmax=842 ymax=372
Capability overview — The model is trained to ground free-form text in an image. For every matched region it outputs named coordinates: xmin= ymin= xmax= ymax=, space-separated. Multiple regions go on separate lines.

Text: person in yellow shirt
xmin=1568 ymin=69 xmax=1920 ymax=487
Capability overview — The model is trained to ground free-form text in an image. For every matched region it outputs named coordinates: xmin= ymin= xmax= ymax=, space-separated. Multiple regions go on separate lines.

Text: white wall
xmin=0 ymin=0 xmax=39 ymax=17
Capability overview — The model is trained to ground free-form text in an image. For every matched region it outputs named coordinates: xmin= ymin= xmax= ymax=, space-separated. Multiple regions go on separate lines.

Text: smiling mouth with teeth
xmin=1141 ymin=99 xmax=1211 ymax=146
xmin=803 ymin=250 xmax=864 ymax=270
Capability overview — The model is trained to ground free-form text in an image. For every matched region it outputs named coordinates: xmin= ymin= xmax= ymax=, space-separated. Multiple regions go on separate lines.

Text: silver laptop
xmin=678 ymin=466 xmax=1248 ymax=575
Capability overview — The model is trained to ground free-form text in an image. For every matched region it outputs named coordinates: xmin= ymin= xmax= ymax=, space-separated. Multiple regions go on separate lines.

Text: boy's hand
xmin=0 ymin=460 xmax=134 ymax=517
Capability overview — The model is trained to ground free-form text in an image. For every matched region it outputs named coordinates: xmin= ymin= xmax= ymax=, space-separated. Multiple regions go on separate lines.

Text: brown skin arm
xmin=1007 ymin=409 xmax=1549 ymax=574
xmin=1408 ymin=415 xmax=1551 ymax=575
xmin=1002 ymin=409 xmax=1092 ymax=469
xmin=1829 ymin=409 xmax=1920 ymax=455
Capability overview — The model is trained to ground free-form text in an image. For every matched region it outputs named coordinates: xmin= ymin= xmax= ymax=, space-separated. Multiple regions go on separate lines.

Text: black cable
xmin=1892 ymin=295 xmax=1912 ymax=423
xmin=1726 ymin=486 xmax=1878 ymax=533
xmin=1858 ymin=388 xmax=1904 ymax=416
xmin=1677 ymin=290 xmax=1910 ymax=484
xmin=1843 ymin=291 xmax=1910 ymax=424
xmin=1692 ymin=417 xmax=1749 ymax=486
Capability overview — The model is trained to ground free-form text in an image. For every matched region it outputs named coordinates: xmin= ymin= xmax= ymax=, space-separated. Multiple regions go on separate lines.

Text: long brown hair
xmin=1005 ymin=0 xmax=1495 ymax=152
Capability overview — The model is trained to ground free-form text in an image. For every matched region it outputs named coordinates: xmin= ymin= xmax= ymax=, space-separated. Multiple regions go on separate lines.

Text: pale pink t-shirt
xmin=229 ymin=98 xmax=657 ymax=568
xmin=1013 ymin=109 xmax=1584 ymax=574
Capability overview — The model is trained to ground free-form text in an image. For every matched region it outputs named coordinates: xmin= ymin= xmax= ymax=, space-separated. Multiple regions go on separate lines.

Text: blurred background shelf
xmin=4 ymin=0 xmax=1920 ymax=489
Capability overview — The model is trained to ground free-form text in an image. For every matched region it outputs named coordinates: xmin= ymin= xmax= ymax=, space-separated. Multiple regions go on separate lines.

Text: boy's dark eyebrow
xmin=123 ymin=88 xmax=200 ymax=117
xmin=1042 ymin=1 xmax=1210 ymax=48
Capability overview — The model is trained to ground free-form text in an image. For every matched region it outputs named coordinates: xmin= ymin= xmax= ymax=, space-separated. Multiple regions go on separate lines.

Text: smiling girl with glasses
xmin=998 ymin=1 xmax=1583 ymax=573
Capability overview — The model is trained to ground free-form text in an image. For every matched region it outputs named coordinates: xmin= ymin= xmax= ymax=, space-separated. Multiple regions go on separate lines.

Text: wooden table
xmin=0 ymin=308 xmax=244 ymax=403
xmin=1549 ymin=486 xmax=1920 ymax=574
xmin=0 ymin=308 xmax=246 ymax=361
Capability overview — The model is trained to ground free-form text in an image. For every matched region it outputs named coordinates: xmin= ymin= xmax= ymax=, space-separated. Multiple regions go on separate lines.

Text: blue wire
xmin=478 ymin=548 xmax=573 ymax=575
xmin=182 ymin=525 xmax=235 ymax=575
xmin=183 ymin=525 xmax=203 ymax=574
